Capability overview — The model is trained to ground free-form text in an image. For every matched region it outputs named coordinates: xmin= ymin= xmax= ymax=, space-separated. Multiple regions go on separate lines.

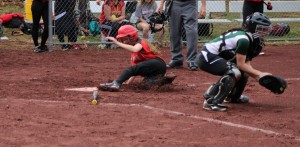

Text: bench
xmin=229 ymin=1 xmax=300 ymax=23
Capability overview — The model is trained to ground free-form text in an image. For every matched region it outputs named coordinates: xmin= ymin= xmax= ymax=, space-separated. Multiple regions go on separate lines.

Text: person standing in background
xmin=31 ymin=0 xmax=49 ymax=53
xmin=242 ymin=0 xmax=272 ymax=26
xmin=156 ymin=0 xmax=206 ymax=71
xmin=55 ymin=0 xmax=83 ymax=50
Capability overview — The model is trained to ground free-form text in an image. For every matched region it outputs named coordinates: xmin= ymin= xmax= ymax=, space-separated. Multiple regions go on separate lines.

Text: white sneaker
xmin=203 ymin=100 xmax=227 ymax=111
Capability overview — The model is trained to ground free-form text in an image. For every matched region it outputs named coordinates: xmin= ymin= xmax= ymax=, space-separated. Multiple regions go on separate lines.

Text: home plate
xmin=65 ymin=87 xmax=98 ymax=92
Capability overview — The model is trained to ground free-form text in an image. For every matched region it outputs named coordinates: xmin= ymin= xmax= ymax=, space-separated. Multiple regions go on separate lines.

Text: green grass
xmin=0 ymin=7 xmax=23 ymax=14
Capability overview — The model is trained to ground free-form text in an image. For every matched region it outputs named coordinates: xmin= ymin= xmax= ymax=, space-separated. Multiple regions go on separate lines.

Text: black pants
xmin=55 ymin=0 xmax=78 ymax=43
xmin=31 ymin=1 xmax=49 ymax=47
xmin=116 ymin=58 xmax=166 ymax=84
xmin=56 ymin=24 xmax=78 ymax=43
xmin=197 ymin=49 xmax=229 ymax=76
xmin=196 ymin=47 xmax=248 ymax=100
xmin=242 ymin=1 xmax=264 ymax=25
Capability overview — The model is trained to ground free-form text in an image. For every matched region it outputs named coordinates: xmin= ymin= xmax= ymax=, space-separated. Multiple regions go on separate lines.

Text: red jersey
xmin=131 ymin=40 xmax=163 ymax=66
xmin=100 ymin=0 xmax=125 ymax=24
xmin=0 ymin=13 xmax=24 ymax=24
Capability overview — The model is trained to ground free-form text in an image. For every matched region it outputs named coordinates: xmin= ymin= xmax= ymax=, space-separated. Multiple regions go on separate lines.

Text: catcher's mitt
xmin=259 ymin=75 xmax=287 ymax=94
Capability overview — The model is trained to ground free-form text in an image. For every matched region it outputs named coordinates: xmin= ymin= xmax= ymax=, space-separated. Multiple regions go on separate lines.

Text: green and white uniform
xmin=197 ymin=30 xmax=254 ymax=76
xmin=197 ymin=30 xmax=257 ymax=104
xmin=206 ymin=31 xmax=252 ymax=58
xmin=199 ymin=12 xmax=272 ymax=109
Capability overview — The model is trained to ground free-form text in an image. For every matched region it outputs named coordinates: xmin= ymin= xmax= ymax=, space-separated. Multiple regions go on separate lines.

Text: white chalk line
xmin=4 ymin=98 xmax=298 ymax=141
xmin=1 ymin=98 xmax=73 ymax=104
xmin=105 ymin=103 xmax=300 ymax=141
xmin=286 ymin=78 xmax=300 ymax=81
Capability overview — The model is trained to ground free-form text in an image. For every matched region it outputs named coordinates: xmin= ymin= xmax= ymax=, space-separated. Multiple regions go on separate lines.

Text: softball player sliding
xmin=99 ymin=25 xmax=176 ymax=91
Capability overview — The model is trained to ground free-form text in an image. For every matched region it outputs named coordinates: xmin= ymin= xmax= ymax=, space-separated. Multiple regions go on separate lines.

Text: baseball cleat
xmin=203 ymin=100 xmax=227 ymax=111
xmin=98 ymin=80 xmax=120 ymax=92
xmin=162 ymin=73 xmax=177 ymax=85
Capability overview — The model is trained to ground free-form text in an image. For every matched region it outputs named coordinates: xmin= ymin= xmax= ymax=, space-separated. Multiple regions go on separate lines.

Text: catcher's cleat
xmin=203 ymin=100 xmax=227 ymax=111
xmin=224 ymin=95 xmax=249 ymax=103
xmin=98 ymin=80 xmax=120 ymax=92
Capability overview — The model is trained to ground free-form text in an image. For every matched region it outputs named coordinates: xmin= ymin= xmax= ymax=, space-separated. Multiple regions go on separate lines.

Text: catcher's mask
xmin=116 ymin=25 xmax=138 ymax=41
xmin=244 ymin=12 xmax=271 ymax=39
xmin=148 ymin=12 xmax=166 ymax=33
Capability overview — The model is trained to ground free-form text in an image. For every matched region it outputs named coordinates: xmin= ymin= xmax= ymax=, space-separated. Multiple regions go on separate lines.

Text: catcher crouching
xmin=98 ymin=25 xmax=176 ymax=92
xmin=196 ymin=12 xmax=287 ymax=111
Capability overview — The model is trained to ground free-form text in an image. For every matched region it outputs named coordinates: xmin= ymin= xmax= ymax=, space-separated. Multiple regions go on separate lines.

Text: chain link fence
xmin=47 ymin=0 xmax=300 ymax=50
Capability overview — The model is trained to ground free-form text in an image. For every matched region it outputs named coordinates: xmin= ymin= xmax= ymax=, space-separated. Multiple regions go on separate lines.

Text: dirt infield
xmin=0 ymin=41 xmax=300 ymax=146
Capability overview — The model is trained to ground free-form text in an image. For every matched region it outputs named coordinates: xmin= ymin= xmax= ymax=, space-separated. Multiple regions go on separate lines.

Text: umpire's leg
xmin=182 ymin=0 xmax=198 ymax=65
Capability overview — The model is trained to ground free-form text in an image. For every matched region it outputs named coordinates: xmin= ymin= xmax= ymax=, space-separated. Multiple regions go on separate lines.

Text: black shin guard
xmin=204 ymin=83 xmax=219 ymax=100
xmin=205 ymin=75 xmax=236 ymax=105
xmin=227 ymin=73 xmax=249 ymax=102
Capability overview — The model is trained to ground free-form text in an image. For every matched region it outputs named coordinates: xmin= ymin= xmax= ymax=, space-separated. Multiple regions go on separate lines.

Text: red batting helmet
xmin=116 ymin=25 xmax=138 ymax=40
